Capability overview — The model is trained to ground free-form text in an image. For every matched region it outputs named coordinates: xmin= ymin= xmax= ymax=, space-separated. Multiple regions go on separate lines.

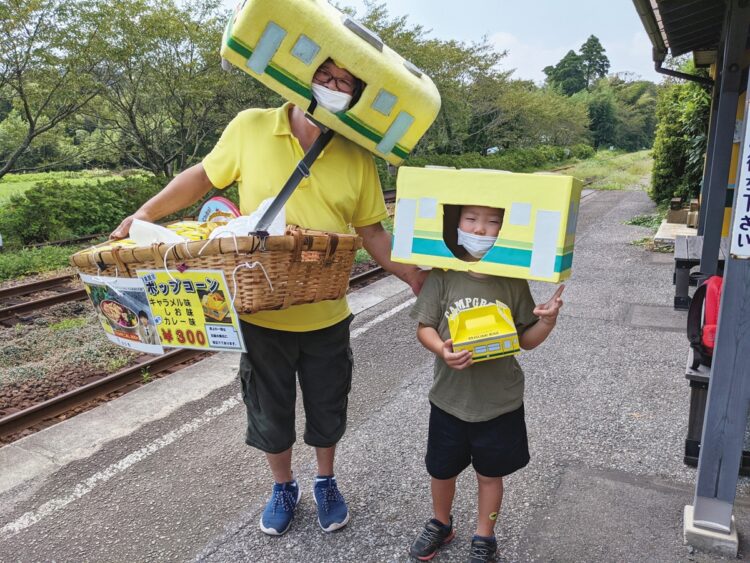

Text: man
xmin=111 ymin=59 xmax=426 ymax=536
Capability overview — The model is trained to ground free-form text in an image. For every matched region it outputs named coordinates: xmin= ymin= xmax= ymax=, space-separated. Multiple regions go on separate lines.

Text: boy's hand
xmin=442 ymin=339 xmax=473 ymax=370
xmin=533 ymin=284 xmax=565 ymax=326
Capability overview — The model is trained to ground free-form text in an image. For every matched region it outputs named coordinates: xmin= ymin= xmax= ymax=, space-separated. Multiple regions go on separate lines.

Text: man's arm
xmin=355 ymin=222 xmax=428 ymax=295
xmin=110 ymin=163 xmax=215 ymax=239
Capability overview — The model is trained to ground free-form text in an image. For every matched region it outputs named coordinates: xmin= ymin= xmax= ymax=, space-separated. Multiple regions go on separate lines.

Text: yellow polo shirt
xmin=202 ymin=103 xmax=387 ymax=332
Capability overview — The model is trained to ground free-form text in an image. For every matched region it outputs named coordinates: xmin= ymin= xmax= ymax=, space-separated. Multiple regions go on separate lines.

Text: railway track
xmin=0 ymin=274 xmax=87 ymax=323
xmin=0 ymin=263 xmax=390 ymax=441
xmin=1 ymin=183 xmax=595 ymax=439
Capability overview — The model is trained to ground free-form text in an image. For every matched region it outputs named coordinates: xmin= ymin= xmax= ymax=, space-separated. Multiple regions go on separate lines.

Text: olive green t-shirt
xmin=410 ymin=269 xmax=538 ymax=422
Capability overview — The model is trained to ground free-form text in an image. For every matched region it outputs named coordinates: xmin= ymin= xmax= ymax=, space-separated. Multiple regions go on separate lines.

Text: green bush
xmin=0 ymin=176 xmax=166 ymax=246
xmin=0 ymin=245 xmax=76 ymax=280
xmin=571 ymin=143 xmax=595 ymax=159
xmin=374 ymin=144 xmax=594 ymax=189
xmin=405 ymin=144 xmax=587 ymax=172
xmin=650 ymin=63 xmax=710 ymax=204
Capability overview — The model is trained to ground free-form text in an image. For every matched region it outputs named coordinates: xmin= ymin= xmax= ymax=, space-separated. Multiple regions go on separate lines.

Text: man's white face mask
xmin=457 ymin=228 xmax=497 ymax=258
xmin=311 ymin=83 xmax=353 ymax=113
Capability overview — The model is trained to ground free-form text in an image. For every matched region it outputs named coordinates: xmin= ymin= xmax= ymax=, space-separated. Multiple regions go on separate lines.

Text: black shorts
xmin=425 ymin=403 xmax=530 ymax=479
xmin=238 ymin=316 xmax=354 ymax=453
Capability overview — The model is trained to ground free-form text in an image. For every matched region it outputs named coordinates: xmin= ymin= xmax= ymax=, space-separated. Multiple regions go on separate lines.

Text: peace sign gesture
xmin=533 ymin=284 xmax=565 ymax=326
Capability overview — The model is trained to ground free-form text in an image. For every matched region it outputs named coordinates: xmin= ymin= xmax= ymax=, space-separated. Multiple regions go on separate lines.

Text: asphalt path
xmin=2 ymin=187 xmax=748 ymax=562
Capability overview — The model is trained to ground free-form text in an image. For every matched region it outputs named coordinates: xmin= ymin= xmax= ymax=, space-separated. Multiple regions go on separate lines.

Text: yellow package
xmin=166 ymin=221 xmax=220 ymax=241
xmin=448 ymin=302 xmax=520 ymax=363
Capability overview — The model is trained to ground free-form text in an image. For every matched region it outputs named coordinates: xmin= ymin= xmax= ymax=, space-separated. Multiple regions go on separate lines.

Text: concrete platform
xmin=1 ymin=189 xmax=748 ymax=562
xmin=685 ymin=505 xmax=740 ymax=559
xmin=655 ymin=220 xmax=698 ymax=247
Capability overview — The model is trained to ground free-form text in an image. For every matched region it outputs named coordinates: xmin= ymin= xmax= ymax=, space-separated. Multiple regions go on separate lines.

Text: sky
xmin=222 ymin=0 xmax=664 ymax=84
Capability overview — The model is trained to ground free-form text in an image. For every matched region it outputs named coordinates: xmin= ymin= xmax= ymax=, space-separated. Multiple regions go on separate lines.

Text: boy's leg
xmin=475 ymin=472 xmax=504 ymax=537
xmin=431 ymin=476 xmax=457 ymax=526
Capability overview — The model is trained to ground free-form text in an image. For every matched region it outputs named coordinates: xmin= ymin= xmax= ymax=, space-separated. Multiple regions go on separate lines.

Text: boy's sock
xmin=472 ymin=534 xmax=495 ymax=541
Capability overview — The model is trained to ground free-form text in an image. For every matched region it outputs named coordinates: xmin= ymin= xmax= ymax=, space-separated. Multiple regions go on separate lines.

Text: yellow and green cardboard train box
xmin=448 ymin=302 xmax=520 ymax=363
xmin=392 ymin=167 xmax=582 ymax=283
xmin=220 ymin=0 xmax=441 ymax=165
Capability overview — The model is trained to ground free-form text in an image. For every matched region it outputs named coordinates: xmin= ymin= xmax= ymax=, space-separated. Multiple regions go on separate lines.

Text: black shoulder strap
xmin=687 ymin=282 xmax=708 ymax=346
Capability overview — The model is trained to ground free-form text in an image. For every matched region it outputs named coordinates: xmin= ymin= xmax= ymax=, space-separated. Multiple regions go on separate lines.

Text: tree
xmin=358 ymin=2 xmax=508 ymax=154
xmin=0 ymin=0 xmax=110 ymax=179
xmin=543 ymin=50 xmax=587 ymax=96
xmin=90 ymin=0 xmax=278 ymax=177
xmin=579 ymin=35 xmax=610 ymax=90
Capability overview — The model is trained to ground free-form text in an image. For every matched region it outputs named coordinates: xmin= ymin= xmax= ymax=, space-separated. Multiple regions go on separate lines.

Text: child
xmin=408 ymin=204 xmax=564 ymax=562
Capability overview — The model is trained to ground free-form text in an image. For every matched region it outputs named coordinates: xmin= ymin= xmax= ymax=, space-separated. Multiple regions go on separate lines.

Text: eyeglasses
xmin=313 ymin=68 xmax=356 ymax=94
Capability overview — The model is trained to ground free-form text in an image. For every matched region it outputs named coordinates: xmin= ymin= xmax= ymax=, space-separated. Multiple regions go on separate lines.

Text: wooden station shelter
xmin=633 ymin=0 xmax=750 ymax=555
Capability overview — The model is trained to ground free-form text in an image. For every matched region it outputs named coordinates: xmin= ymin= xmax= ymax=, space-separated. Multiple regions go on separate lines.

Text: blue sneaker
xmin=259 ymin=480 xmax=301 ymax=536
xmin=312 ymin=475 xmax=350 ymax=532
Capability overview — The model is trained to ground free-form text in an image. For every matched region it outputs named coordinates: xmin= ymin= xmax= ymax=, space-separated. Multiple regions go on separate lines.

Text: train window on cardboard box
xmin=372 ymin=89 xmax=398 ymax=116
xmin=291 ymin=34 xmax=320 ymax=65
xmin=247 ymin=21 xmax=287 ymax=74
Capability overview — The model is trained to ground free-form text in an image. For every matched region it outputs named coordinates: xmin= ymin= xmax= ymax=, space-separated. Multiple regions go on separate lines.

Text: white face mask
xmin=457 ymin=228 xmax=497 ymax=258
xmin=311 ymin=83 xmax=353 ymax=113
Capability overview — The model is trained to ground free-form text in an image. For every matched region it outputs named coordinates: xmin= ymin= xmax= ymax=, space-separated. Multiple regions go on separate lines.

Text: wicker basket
xmin=70 ymin=227 xmax=362 ymax=314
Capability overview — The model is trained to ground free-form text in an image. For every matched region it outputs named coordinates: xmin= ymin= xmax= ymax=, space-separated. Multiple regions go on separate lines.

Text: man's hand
xmin=533 ymin=284 xmax=565 ymax=326
xmin=442 ymin=339 xmax=473 ymax=370
xmin=110 ymin=212 xmax=148 ymax=240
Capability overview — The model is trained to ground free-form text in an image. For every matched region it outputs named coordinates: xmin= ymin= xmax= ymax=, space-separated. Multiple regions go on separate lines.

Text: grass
xmin=626 ymin=213 xmax=663 ymax=230
xmin=0 ymin=244 xmax=82 ymax=281
xmin=561 ymin=150 xmax=653 ymax=190
xmin=50 ymin=318 xmax=88 ymax=331
xmin=1 ymin=309 xmax=139 ymax=386
xmin=354 ymin=216 xmax=393 ymax=263
xmin=0 ymin=169 xmax=129 ymax=205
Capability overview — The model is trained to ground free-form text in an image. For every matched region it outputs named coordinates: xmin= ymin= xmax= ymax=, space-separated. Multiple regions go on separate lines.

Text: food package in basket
xmin=220 ymin=0 xmax=441 ymax=165
xmin=70 ymin=225 xmax=363 ymax=315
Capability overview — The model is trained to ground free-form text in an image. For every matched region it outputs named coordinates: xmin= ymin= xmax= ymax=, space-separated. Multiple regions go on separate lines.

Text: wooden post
xmin=692 ymin=16 xmax=750 ymax=531
xmin=698 ymin=1 xmax=748 ymax=277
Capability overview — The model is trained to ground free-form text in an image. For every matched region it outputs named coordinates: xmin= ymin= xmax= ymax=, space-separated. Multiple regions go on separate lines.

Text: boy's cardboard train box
xmin=220 ymin=0 xmax=441 ymax=165
xmin=393 ymin=166 xmax=582 ymax=361
xmin=392 ymin=167 xmax=582 ymax=283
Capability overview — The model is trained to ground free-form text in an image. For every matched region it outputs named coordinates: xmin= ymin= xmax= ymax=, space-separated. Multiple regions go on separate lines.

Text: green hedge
xmin=376 ymin=144 xmax=594 ymax=189
xmin=0 ymin=176 xmax=166 ymax=247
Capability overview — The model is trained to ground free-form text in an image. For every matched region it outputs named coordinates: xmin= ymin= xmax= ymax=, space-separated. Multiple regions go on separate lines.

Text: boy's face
xmin=458 ymin=205 xmax=503 ymax=238
xmin=139 ymin=315 xmax=148 ymax=326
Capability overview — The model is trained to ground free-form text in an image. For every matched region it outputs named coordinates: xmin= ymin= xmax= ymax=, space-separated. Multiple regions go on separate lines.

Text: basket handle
xmin=291 ymin=229 xmax=305 ymax=262
xmin=323 ymin=234 xmax=339 ymax=265
xmin=110 ymin=246 xmax=129 ymax=276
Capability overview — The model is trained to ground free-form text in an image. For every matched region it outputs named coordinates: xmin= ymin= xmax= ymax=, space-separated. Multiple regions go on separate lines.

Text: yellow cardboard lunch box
xmin=448 ymin=302 xmax=520 ymax=363
xmin=220 ymin=0 xmax=441 ymax=165
xmin=391 ymin=167 xmax=582 ymax=283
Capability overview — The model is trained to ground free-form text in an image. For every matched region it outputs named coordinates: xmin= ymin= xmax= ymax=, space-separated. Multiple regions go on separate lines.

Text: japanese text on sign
xmin=731 ymin=137 xmax=750 ymax=257
xmin=137 ymin=270 xmax=246 ymax=352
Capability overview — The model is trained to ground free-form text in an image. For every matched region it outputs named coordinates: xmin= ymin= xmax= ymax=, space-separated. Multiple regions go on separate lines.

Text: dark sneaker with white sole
xmin=467 ymin=535 xmax=497 ymax=563
xmin=409 ymin=516 xmax=455 ymax=560
xmin=313 ymin=476 xmax=350 ymax=532
xmin=259 ymin=480 xmax=301 ymax=536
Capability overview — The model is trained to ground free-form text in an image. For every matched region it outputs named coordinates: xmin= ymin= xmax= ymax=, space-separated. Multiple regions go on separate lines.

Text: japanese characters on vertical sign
xmin=137 ymin=270 xmax=246 ymax=352
xmin=80 ymin=273 xmax=165 ymax=355
xmin=731 ymin=127 xmax=750 ymax=257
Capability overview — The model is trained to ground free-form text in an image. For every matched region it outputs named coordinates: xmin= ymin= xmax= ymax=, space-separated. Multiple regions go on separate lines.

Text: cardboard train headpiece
xmin=392 ymin=167 xmax=582 ymax=283
xmin=220 ymin=0 xmax=441 ymax=165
